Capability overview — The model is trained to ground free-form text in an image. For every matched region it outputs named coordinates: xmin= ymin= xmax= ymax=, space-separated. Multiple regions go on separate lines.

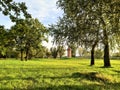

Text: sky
xmin=0 ymin=0 xmax=63 ymax=28
xmin=0 ymin=0 xmax=63 ymax=49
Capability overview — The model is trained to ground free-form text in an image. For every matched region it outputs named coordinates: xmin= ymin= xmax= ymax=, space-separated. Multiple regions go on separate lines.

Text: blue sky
xmin=0 ymin=0 xmax=63 ymax=28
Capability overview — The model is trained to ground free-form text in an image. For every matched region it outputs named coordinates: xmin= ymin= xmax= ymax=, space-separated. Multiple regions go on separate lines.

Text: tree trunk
xmin=21 ymin=49 xmax=24 ymax=61
xmin=90 ymin=41 xmax=98 ymax=66
xmin=103 ymin=30 xmax=111 ymax=67
xmin=25 ymin=48 xmax=29 ymax=61
xmin=91 ymin=47 xmax=95 ymax=66
xmin=100 ymin=17 xmax=111 ymax=67
xmin=104 ymin=40 xmax=111 ymax=67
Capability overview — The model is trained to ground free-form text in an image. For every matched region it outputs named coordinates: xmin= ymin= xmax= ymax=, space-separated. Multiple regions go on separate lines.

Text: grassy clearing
xmin=0 ymin=58 xmax=120 ymax=90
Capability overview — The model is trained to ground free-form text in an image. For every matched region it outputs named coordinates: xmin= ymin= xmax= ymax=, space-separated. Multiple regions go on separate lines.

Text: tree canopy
xmin=0 ymin=0 xmax=31 ymax=22
xmin=10 ymin=18 xmax=48 ymax=60
xmin=56 ymin=0 xmax=120 ymax=67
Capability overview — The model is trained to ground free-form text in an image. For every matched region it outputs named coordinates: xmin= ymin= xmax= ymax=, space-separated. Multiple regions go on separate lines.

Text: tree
xmin=0 ymin=0 xmax=31 ymax=59
xmin=50 ymin=14 xmax=100 ymax=65
xmin=45 ymin=48 xmax=51 ymax=58
xmin=33 ymin=46 xmax=48 ymax=58
xmin=0 ymin=25 xmax=7 ymax=58
xmin=69 ymin=44 xmax=77 ymax=57
xmin=57 ymin=0 xmax=120 ymax=67
xmin=95 ymin=49 xmax=103 ymax=59
xmin=10 ymin=18 xmax=48 ymax=61
xmin=78 ymin=47 xmax=88 ymax=57
xmin=0 ymin=0 xmax=31 ymax=22
xmin=50 ymin=47 xmax=58 ymax=59
xmin=49 ymin=18 xmax=67 ymax=58
xmin=57 ymin=46 xmax=65 ymax=58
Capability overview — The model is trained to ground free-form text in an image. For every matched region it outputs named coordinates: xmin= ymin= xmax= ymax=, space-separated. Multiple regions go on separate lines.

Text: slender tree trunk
xmin=25 ymin=48 xmax=29 ymax=61
xmin=25 ymin=43 xmax=30 ymax=61
xmin=91 ymin=47 xmax=95 ymax=66
xmin=90 ymin=41 xmax=98 ymax=66
xmin=21 ymin=49 xmax=24 ymax=61
xmin=103 ymin=30 xmax=111 ymax=67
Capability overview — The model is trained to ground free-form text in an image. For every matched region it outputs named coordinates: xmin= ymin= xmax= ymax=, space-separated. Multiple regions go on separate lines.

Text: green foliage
xmin=57 ymin=0 xmax=120 ymax=67
xmin=45 ymin=49 xmax=51 ymax=58
xmin=113 ymin=52 xmax=120 ymax=57
xmin=69 ymin=44 xmax=77 ymax=57
xmin=49 ymin=18 xmax=67 ymax=46
xmin=78 ymin=47 xmax=89 ymax=57
xmin=50 ymin=46 xmax=65 ymax=58
xmin=0 ymin=0 xmax=31 ymax=58
xmin=95 ymin=49 xmax=103 ymax=59
xmin=0 ymin=0 xmax=31 ymax=22
xmin=57 ymin=46 xmax=65 ymax=58
xmin=34 ymin=46 xmax=47 ymax=58
xmin=0 ymin=59 xmax=120 ymax=89
xmin=0 ymin=25 xmax=9 ymax=57
xmin=50 ymin=47 xmax=58 ymax=58
xmin=10 ymin=18 xmax=48 ymax=60
xmin=112 ymin=52 xmax=120 ymax=59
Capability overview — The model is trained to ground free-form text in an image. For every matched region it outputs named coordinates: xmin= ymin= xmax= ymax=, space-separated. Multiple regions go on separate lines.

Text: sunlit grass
xmin=0 ymin=58 xmax=120 ymax=89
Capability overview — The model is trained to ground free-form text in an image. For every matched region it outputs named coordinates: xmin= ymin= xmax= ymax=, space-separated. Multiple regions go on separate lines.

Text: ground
xmin=0 ymin=58 xmax=120 ymax=90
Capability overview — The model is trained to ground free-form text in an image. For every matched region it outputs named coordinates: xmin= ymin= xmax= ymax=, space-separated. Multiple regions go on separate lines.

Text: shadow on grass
xmin=112 ymin=70 xmax=120 ymax=73
xmin=0 ymin=71 xmax=114 ymax=82
xmin=41 ymin=72 xmax=113 ymax=83
xmin=42 ymin=72 xmax=109 ymax=82
xmin=2 ymin=83 xmax=120 ymax=90
xmin=0 ymin=71 xmax=120 ymax=90
xmin=99 ymin=66 xmax=113 ymax=68
xmin=71 ymin=72 xmax=110 ymax=82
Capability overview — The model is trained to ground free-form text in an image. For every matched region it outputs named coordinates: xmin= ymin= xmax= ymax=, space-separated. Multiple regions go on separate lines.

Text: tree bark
xmin=25 ymin=43 xmax=30 ymax=61
xmin=104 ymin=42 xmax=111 ymax=67
xmin=91 ymin=47 xmax=95 ymax=66
xmin=25 ymin=48 xmax=29 ymax=61
xmin=100 ymin=17 xmax=111 ymax=67
xmin=21 ymin=49 xmax=24 ymax=61
xmin=103 ymin=30 xmax=111 ymax=67
xmin=90 ymin=41 xmax=98 ymax=66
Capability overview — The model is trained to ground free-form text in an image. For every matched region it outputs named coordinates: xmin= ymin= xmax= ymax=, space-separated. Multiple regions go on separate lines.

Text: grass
xmin=0 ymin=58 xmax=120 ymax=90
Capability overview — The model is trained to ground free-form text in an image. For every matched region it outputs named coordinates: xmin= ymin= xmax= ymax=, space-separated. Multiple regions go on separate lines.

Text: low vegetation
xmin=0 ymin=58 xmax=120 ymax=90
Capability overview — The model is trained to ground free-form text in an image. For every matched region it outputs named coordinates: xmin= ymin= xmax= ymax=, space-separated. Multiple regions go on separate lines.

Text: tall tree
xmin=50 ymin=47 xmax=58 ymax=59
xmin=57 ymin=45 xmax=65 ymax=58
xmin=10 ymin=18 xmax=48 ymax=61
xmin=57 ymin=0 xmax=120 ymax=67
xmin=50 ymin=15 xmax=100 ymax=65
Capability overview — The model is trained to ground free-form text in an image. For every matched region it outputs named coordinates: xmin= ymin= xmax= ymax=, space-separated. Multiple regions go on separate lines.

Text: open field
xmin=0 ymin=58 xmax=120 ymax=90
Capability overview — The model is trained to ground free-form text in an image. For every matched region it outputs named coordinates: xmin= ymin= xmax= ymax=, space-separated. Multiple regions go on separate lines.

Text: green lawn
xmin=0 ymin=58 xmax=120 ymax=90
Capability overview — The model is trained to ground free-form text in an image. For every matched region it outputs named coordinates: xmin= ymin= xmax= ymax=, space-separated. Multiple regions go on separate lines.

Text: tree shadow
xmin=40 ymin=71 xmax=112 ymax=83
xmin=71 ymin=72 xmax=110 ymax=83
xmin=112 ymin=70 xmax=120 ymax=73
xmin=2 ymin=83 xmax=120 ymax=90
xmin=99 ymin=66 xmax=113 ymax=68
xmin=0 ymin=71 xmax=120 ymax=90
xmin=33 ymin=83 xmax=120 ymax=90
